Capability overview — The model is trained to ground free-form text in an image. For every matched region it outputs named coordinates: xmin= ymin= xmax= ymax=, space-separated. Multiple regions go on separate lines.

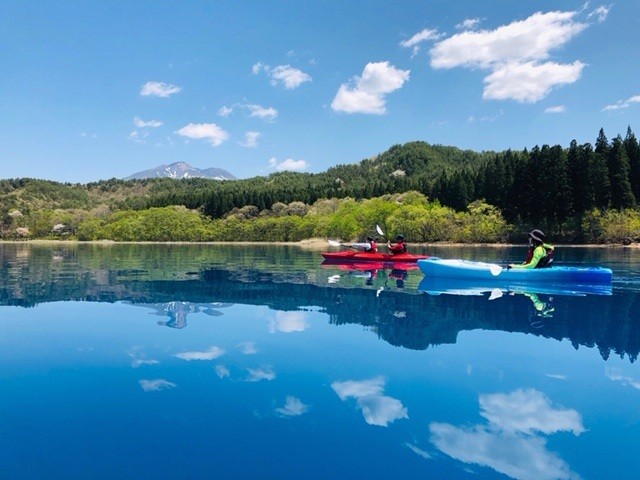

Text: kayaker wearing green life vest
xmin=508 ymin=229 xmax=554 ymax=269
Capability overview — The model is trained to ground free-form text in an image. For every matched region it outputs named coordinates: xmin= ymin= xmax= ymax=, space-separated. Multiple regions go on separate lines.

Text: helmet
xmin=396 ymin=234 xmax=405 ymax=241
xmin=528 ymin=229 xmax=546 ymax=243
xmin=366 ymin=236 xmax=374 ymax=242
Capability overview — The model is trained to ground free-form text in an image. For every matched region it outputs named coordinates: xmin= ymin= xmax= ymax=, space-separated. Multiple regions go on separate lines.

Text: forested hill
xmin=1 ymin=126 xmax=639 ymax=243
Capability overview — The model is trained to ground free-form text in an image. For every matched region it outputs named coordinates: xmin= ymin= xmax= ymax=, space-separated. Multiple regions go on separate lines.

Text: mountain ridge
xmin=125 ymin=161 xmax=236 ymax=180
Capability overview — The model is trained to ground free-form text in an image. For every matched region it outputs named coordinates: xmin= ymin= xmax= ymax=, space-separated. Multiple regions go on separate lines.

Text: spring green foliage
xmin=1 ymin=127 xmax=639 ymax=243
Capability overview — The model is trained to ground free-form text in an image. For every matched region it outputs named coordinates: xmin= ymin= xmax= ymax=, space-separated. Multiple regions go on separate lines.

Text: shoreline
xmin=1 ymin=239 xmax=638 ymax=249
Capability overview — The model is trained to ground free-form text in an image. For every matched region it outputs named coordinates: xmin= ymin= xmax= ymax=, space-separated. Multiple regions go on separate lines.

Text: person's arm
xmin=510 ymin=246 xmax=546 ymax=269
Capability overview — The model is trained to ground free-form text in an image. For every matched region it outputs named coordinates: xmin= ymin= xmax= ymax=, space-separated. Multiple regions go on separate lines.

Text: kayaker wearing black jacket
xmin=508 ymin=229 xmax=554 ymax=269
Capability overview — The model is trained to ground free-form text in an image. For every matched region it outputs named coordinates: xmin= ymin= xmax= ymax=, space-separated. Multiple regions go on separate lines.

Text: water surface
xmin=0 ymin=243 xmax=638 ymax=479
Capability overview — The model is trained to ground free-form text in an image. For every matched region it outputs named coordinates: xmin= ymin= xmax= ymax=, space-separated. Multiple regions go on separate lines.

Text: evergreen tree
xmin=624 ymin=126 xmax=640 ymax=204
xmin=608 ymin=135 xmax=635 ymax=209
xmin=592 ymin=130 xmax=611 ymax=209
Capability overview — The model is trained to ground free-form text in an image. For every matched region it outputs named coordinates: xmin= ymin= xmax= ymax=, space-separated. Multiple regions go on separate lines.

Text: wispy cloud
xmin=602 ymin=94 xmax=640 ymax=111
xmin=253 ymin=62 xmax=312 ymax=89
xmin=134 ymin=117 xmax=162 ymax=128
xmin=331 ymin=377 xmax=408 ymax=427
xmin=399 ymin=28 xmax=443 ymax=56
xmin=218 ymin=106 xmax=233 ymax=117
xmin=246 ymin=367 xmax=276 ymax=382
xmin=606 ymin=367 xmax=640 ymax=389
xmin=139 ymin=379 xmax=176 ymax=392
xmin=268 ymin=311 xmax=309 ymax=333
xmin=240 ymin=131 xmax=260 ymax=148
xmin=140 ymin=81 xmax=182 ymax=98
xmin=275 ymin=396 xmax=310 ymax=417
xmin=245 ymin=103 xmax=278 ymax=122
xmin=174 ymin=346 xmax=225 ymax=361
xmin=175 ymin=123 xmax=230 ymax=146
xmin=215 ymin=365 xmax=230 ymax=379
xmin=456 ymin=18 xmax=482 ymax=30
xmin=429 ymin=9 xmax=602 ymax=102
xmin=269 ymin=157 xmax=308 ymax=172
xmin=331 ymin=61 xmax=410 ymax=114
xmin=238 ymin=341 xmax=258 ymax=355
xmin=545 ymin=105 xmax=566 ymax=114
xmin=587 ymin=4 xmax=612 ymax=22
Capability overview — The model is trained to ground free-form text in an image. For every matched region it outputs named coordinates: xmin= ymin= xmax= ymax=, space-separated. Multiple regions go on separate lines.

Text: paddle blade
xmin=376 ymin=225 xmax=385 ymax=236
xmin=489 ymin=264 xmax=503 ymax=276
xmin=328 ymin=239 xmax=341 ymax=247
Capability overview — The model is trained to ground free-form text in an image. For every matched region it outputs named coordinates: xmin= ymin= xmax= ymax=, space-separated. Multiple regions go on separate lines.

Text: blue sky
xmin=1 ymin=1 xmax=637 ymax=183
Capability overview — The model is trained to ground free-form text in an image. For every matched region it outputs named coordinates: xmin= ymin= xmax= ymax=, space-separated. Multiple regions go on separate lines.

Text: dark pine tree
xmin=592 ymin=130 xmax=611 ymax=209
xmin=623 ymin=126 xmax=640 ymax=204
xmin=608 ymin=135 xmax=635 ymax=209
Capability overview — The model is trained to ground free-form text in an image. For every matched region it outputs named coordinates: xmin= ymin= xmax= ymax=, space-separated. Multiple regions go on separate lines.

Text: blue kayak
xmin=417 ymin=258 xmax=613 ymax=286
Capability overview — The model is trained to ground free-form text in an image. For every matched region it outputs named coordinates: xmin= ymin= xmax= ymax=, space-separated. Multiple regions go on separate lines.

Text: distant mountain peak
xmin=125 ymin=162 xmax=236 ymax=181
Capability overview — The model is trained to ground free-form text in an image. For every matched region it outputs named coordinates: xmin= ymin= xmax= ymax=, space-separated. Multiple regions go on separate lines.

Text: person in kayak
xmin=352 ymin=236 xmax=378 ymax=253
xmin=388 ymin=234 xmax=407 ymax=255
xmin=508 ymin=229 xmax=554 ymax=269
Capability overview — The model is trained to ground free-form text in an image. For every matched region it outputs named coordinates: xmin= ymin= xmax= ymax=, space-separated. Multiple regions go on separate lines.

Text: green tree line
xmin=1 ymin=126 xmax=639 ymax=243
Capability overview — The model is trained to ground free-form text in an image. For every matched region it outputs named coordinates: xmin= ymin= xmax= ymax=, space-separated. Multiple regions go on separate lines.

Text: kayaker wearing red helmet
xmin=508 ymin=229 xmax=554 ymax=269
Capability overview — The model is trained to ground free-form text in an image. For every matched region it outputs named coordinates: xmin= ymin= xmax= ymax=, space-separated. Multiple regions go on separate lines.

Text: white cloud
xmin=269 ymin=311 xmax=309 ymax=333
xmin=246 ymin=367 xmax=276 ymax=382
xmin=131 ymin=358 xmax=159 ymax=368
xmin=545 ymin=105 xmax=566 ymax=113
xmin=140 ymin=81 xmax=182 ymax=97
xmin=606 ymin=367 xmax=640 ymax=390
xmin=215 ymin=365 xmax=230 ymax=379
xmin=405 ymin=443 xmax=432 ymax=460
xmin=456 ymin=18 xmax=482 ymax=30
xmin=238 ymin=341 xmax=258 ymax=355
xmin=246 ymin=103 xmax=278 ymax=121
xmin=429 ymin=10 xmax=593 ymax=103
xmin=175 ymin=123 xmax=230 ymax=146
xmin=275 ymin=396 xmax=310 ymax=417
xmin=429 ymin=389 xmax=585 ymax=480
xmin=483 ymin=61 xmax=584 ymax=103
xmin=479 ymin=389 xmax=585 ymax=436
xmin=269 ymin=157 xmax=308 ymax=172
xmin=331 ymin=377 xmax=408 ymax=427
xmin=588 ymin=4 xmax=612 ymax=22
xmin=240 ymin=131 xmax=260 ymax=148
xmin=252 ymin=61 xmax=265 ymax=74
xmin=270 ymin=65 xmax=312 ymax=89
xmin=174 ymin=346 xmax=225 ymax=361
xmin=400 ymin=28 xmax=443 ymax=56
xmin=430 ymin=11 xmax=587 ymax=69
xmin=253 ymin=62 xmax=312 ymax=89
xmin=331 ymin=61 xmax=410 ymax=114
xmin=139 ymin=379 xmax=176 ymax=392
xmin=134 ymin=117 xmax=162 ymax=128
xmin=218 ymin=106 xmax=233 ymax=117
xmin=430 ymin=423 xmax=579 ymax=480
xmin=603 ymin=94 xmax=640 ymax=111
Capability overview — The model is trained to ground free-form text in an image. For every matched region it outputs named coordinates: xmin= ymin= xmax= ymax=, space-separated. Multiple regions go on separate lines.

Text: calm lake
xmin=1 ymin=243 xmax=639 ymax=479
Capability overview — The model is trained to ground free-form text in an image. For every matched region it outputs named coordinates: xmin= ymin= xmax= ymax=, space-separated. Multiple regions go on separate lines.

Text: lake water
xmin=0 ymin=243 xmax=639 ymax=479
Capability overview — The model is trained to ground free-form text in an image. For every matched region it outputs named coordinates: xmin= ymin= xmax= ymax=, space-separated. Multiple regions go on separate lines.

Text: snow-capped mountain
xmin=125 ymin=162 xmax=236 ymax=180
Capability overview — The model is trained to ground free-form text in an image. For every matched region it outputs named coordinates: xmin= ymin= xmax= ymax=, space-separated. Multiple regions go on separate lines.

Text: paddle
xmin=328 ymin=239 xmax=355 ymax=249
xmin=490 ymin=263 xmax=512 ymax=276
xmin=376 ymin=225 xmax=387 ymax=241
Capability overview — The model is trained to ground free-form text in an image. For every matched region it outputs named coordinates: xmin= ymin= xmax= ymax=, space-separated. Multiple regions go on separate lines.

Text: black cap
xmin=396 ymin=234 xmax=405 ymax=241
xmin=528 ymin=229 xmax=546 ymax=243
xmin=366 ymin=236 xmax=373 ymax=241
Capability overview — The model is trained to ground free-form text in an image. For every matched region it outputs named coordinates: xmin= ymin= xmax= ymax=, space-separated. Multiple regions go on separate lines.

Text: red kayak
xmin=322 ymin=261 xmax=419 ymax=271
xmin=321 ymin=251 xmax=429 ymax=263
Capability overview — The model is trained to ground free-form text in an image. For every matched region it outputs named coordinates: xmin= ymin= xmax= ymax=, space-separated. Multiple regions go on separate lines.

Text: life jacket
xmin=524 ymin=245 xmax=554 ymax=268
